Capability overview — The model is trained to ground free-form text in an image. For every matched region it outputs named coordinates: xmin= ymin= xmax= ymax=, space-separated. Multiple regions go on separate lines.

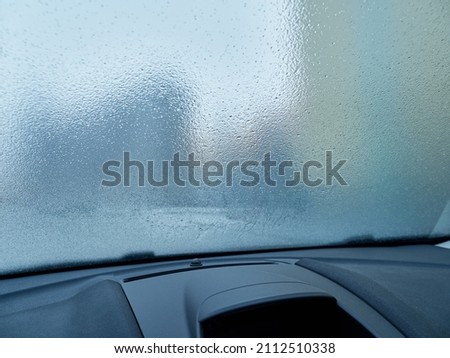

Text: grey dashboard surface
xmin=296 ymin=257 xmax=450 ymax=337
xmin=0 ymin=244 xmax=449 ymax=337
xmin=123 ymin=262 xmax=397 ymax=337
xmin=0 ymin=279 xmax=142 ymax=337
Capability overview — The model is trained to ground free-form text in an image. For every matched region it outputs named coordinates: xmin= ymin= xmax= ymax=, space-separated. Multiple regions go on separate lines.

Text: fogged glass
xmin=1 ymin=0 xmax=449 ymax=273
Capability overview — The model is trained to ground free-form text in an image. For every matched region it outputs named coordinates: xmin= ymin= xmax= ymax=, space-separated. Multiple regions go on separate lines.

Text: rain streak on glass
xmin=1 ymin=0 xmax=449 ymax=273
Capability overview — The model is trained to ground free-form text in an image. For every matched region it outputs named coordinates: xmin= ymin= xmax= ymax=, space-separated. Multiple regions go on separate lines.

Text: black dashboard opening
xmin=201 ymin=296 xmax=373 ymax=338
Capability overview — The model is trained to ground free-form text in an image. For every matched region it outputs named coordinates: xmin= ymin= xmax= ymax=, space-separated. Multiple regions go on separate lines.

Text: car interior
xmin=1 ymin=241 xmax=450 ymax=338
xmin=1 ymin=0 xmax=449 ymax=339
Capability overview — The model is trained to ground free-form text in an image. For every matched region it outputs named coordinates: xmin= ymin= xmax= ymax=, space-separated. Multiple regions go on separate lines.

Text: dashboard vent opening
xmin=201 ymin=296 xmax=373 ymax=338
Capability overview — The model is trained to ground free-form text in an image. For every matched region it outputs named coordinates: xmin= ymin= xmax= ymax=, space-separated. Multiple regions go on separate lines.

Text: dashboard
xmin=0 ymin=243 xmax=449 ymax=338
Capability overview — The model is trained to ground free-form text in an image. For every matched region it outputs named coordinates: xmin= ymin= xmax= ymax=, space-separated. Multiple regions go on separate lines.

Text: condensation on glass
xmin=1 ymin=0 xmax=449 ymax=273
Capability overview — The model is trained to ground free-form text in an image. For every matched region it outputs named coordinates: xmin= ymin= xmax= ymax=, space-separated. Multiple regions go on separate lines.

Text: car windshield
xmin=1 ymin=0 xmax=449 ymax=275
